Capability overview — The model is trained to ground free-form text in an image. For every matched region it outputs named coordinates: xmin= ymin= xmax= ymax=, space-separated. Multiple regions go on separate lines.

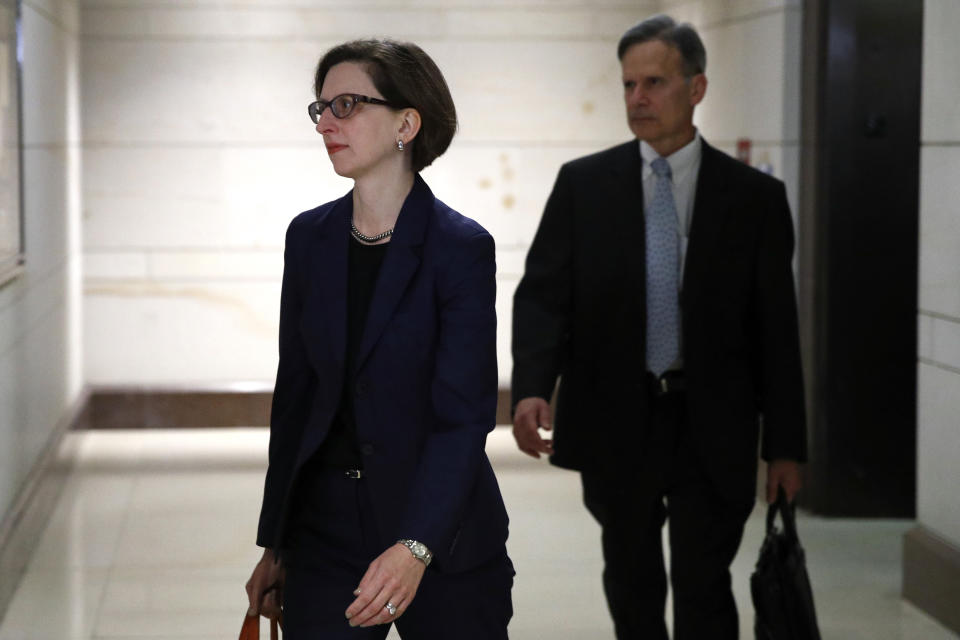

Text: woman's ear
xmin=398 ymin=108 xmax=422 ymax=145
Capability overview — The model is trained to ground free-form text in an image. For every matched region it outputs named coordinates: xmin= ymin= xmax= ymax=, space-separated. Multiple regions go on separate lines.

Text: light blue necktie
xmin=645 ymin=157 xmax=680 ymax=376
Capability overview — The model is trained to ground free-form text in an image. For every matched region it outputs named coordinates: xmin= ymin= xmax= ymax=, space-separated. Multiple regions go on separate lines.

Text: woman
xmin=245 ymin=40 xmax=513 ymax=639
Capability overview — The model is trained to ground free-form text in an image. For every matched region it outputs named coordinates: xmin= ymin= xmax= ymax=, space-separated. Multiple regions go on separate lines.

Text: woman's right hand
xmin=245 ymin=548 xmax=285 ymax=618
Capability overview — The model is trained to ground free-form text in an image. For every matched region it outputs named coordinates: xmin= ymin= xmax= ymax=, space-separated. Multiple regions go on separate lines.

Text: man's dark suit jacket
xmin=512 ymin=138 xmax=807 ymax=503
xmin=257 ymin=176 xmax=509 ymax=573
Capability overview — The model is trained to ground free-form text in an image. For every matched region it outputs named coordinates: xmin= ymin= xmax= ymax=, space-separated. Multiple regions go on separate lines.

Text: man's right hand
xmin=512 ymin=397 xmax=554 ymax=459
xmin=245 ymin=548 xmax=285 ymax=619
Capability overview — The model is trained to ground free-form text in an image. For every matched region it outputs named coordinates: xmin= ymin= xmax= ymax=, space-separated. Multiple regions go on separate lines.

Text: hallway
xmin=0 ymin=428 xmax=953 ymax=640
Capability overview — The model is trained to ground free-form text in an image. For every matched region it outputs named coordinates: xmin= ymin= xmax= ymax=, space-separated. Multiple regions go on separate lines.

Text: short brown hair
xmin=314 ymin=40 xmax=457 ymax=173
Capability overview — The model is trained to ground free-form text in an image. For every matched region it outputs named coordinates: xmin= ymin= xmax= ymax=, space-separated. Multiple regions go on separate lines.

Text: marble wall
xmin=917 ymin=0 xmax=960 ymax=547
xmin=0 ymin=0 xmax=83 ymax=527
xmin=80 ymin=0 xmax=802 ymax=388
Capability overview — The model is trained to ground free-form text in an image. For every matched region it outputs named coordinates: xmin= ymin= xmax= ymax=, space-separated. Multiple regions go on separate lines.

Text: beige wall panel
xmin=927 ymin=316 xmax=960 ymax=372
xmin=83 ymin=7 xmax=444 ymax=39
xmin=421 ymin=143 xmax=608 ymax=246
xmin=84 ymin=282 xmax=280 ymax=384
xmin=918 ymin=147 xmax=960 ymax=319
xmin=661 ymin=0 xmax=799 ymax=25
xmin=25 ymin=0 xmax=80 ymax=33
xmin=692 ymin=12 xmax=788 ymax=144
xmin=436 ymin=40 xmax=626 ymax=144
xmin=921 ymin=0 xmax=960 ymax=143
xmin=80 ymin=0 xmax=801 ymax=389
xmin=82 ymin=146 xmax=347 ymax=249
xmin=83 ymin=139 xmax=604 ymax=385
xmin=917 ymin=0 xmax=960 ymax=563
xmin=6 ymin=5 xmax=83 ymax=522
xmin=81 ymin=38 xmax=630 ymax=145
xmin=0 ymin=263 xmax=69 ymax=357
xmin=22 ymin=148 xmax=73 ymax=271
xmin=82 ymin=40 xmax=320 ymax=144
xmin=917 ymin=363 xmax=960 ymax=543
xmin=147 ymin=250 xmax=283 ymax=282
xmin=0 ymin=302 xmax=73 ymax=507
xmin=80 ymin=0 xmax=649 ymax=9
xmin=24 ymin=4 xmax=79 ymax=146
xmin=84 ymin=251 xmax=149 ymax=280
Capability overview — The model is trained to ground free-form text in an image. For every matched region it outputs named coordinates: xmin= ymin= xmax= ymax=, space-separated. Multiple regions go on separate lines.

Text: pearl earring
xmin=396 ymin=139 xmax=404 ymax=151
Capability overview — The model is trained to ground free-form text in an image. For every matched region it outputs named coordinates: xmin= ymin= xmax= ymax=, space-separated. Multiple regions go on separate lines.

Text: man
xmin=511 ymin=15 xmax=807 ymax=640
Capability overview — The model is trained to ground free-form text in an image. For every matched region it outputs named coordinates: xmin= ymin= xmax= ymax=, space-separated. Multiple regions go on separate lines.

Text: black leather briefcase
xmin=750 ymin=488 xmax=822 ymax=640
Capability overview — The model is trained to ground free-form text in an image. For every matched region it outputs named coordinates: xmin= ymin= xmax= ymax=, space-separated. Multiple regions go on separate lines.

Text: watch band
xmin=398 ymin=539 xmax=433 ymax=567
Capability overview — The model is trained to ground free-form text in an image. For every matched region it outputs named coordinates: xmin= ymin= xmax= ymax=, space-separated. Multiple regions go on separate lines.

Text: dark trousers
xmin=581 ymin=387 xmax=754 ymax=640
xmin=282 ymin=468 xmax=514 ymax=639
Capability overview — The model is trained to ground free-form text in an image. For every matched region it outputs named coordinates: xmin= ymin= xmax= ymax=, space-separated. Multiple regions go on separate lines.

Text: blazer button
xmin=356 ymin=380 xmax=369 ymax=396
xmin=360 ymin=444 xmax=375 ymax=456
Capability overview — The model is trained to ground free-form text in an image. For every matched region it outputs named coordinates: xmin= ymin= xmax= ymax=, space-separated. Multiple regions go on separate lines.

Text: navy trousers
xmin=282 ymin=468 xmax=514 ymax=639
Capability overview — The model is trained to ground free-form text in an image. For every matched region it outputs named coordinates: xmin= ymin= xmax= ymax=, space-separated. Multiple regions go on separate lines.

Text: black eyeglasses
xmin=308 ymin=94 xmax=396 ymax=122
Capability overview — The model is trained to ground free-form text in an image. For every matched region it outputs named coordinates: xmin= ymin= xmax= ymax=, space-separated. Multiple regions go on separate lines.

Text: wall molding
xmin=903 ymin=525 xmax=960 ymax=634
xmin=79 ymin=385 xmax=515 ymax=429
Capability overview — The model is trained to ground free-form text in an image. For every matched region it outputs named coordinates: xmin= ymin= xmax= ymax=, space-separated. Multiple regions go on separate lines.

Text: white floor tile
xmin=0 ymin=568 xmax=108 ymax=640
xmin=112 ymin=509 xmax=260 ymax=569
xmin=1 ymin=428 xmax=957 ymax=640
xmin=27 ymin=476 xmax=134 ymax=570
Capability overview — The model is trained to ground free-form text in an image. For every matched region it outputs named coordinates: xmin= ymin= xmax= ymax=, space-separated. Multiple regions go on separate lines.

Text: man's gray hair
xmin=617 ymin=14 xmax=706 ymax=77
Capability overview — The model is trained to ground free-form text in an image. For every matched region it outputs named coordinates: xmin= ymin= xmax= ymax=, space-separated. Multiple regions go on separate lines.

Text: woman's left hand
xmin=345 ymin=542 xmax=427 ymax=627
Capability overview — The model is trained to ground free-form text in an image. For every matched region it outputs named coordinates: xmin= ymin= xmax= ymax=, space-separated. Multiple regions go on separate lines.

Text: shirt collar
xmin=639 ymin=130 xmax=702 ymax=181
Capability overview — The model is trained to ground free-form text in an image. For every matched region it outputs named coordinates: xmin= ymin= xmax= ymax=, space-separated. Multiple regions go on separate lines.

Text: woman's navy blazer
xmin=256 ymin=175 xmax=509 ymax=574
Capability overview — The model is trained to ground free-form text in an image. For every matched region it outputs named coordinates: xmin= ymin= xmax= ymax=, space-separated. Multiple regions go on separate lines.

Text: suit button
xmin=360 ymin=444 xmax=375 ymax=456
xmin=356 ymin=380 xmax=369 ymax=396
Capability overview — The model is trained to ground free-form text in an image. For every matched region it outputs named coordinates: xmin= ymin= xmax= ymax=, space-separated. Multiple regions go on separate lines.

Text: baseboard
xmin=85 ymin=384 xmax=273 ymax=429
xmin=902 ymin=525 xmax=960 ymax=634
xmin=0 ymin=388 xmax=89 ymax=625
xmin=80 ymin=385 xmax=515 ymax=429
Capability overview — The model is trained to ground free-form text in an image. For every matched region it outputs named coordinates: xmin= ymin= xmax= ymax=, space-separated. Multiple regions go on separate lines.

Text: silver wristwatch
xmin=398 ymin=539 xmax=433 ymax=567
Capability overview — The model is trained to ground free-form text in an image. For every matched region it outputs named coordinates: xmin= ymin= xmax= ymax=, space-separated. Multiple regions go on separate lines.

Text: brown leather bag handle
xmin=239 ymin=584 xmax=283 ymax=639
xmin=238 ymin=613 xmax=281 ymax=640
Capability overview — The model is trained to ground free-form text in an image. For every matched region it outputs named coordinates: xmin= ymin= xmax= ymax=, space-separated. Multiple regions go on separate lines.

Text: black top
xmin=314 ymin=237 xmax=389 ymax=469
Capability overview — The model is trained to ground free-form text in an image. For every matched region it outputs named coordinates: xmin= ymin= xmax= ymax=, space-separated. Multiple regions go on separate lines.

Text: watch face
xmin=412 ymin=542 xmax=426 ymax=556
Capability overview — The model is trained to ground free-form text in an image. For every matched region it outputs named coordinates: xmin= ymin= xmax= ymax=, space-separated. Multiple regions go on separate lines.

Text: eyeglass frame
xmin=308 ymin=94 xmax=400 ymax=123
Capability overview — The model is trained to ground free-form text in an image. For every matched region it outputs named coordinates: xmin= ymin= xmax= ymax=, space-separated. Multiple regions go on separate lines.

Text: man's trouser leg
xmin=666 ymin=445 xmax=754 ymax=640
xmin=582 ymin=470 xmax=669 ymax=640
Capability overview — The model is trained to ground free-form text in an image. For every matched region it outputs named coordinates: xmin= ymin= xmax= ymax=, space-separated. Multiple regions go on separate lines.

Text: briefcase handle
xmin=765 ymin=486 xmax=799 ymax=544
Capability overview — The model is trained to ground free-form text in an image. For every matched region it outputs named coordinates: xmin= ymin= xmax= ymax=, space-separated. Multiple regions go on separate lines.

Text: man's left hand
xmin=766 ymin=459 xmax=802 ymax=504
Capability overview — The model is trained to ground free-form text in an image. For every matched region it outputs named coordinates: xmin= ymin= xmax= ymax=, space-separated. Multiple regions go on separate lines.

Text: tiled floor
xmin=0 ymin=428 xmax=955 ymax=640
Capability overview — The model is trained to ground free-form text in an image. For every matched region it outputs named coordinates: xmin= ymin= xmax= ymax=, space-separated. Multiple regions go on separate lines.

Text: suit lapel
xmin=683 ymin=139 xmax=732 ymax=294
xmin=610 ymin=140 xmax=646 ymax=283
xmin=308 ymin=193 xmax=351 ymax=371
xmin=608 ymin=141 xmax=647 ymax=339
xmin=352 ymin=175 xmax=431 ymax=376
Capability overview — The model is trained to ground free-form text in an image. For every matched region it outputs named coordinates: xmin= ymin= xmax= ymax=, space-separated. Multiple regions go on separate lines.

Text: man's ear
xmin=689 ymin=74 xmax=707 ymax=107
xmin=398 ymin=108 xmax=422 ymax=145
